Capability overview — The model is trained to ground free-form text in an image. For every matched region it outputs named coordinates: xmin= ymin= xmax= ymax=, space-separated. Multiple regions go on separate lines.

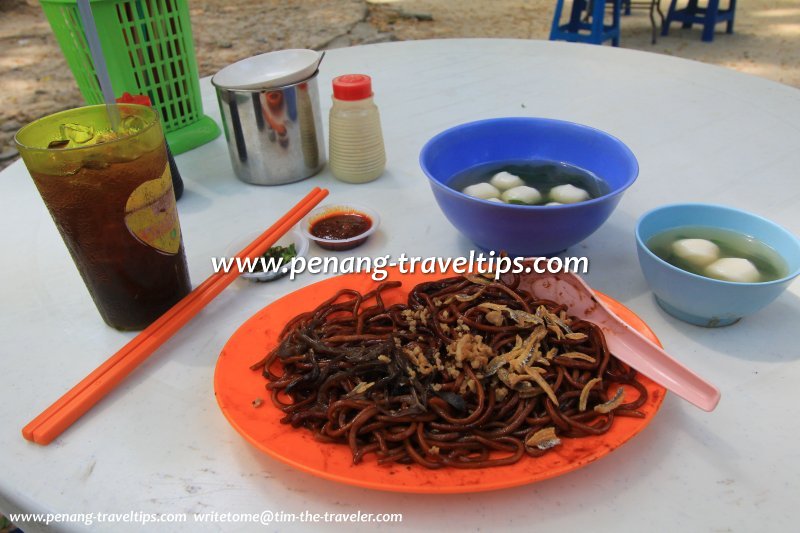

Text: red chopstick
xmin=23 ymin=187 xmax=328 ymax=445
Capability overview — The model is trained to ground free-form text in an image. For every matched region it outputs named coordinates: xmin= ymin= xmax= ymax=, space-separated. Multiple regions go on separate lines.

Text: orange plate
xmin=214 ymin=269 xmax=667 ymax=493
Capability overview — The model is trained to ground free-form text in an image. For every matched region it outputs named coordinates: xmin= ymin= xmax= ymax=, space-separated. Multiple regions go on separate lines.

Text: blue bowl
xmin=419 ymin=117 xmax=639 ymax=256
xmin=636 ymin=203 xmax=800 ymax=327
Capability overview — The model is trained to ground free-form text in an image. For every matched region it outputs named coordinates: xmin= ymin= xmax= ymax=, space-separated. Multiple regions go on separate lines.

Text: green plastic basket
xmin=40 ymin=0 xmax=219 ymax=154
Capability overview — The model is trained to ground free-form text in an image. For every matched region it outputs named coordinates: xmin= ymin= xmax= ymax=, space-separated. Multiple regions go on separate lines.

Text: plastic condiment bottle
xmin=328 ymin=74 xmax=386 ymax=184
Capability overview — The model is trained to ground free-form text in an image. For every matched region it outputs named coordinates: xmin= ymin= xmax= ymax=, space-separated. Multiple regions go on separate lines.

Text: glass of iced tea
xmin=15 ymin=104 xmax=191 ymax=330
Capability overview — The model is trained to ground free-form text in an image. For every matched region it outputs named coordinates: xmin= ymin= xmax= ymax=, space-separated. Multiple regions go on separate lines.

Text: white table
xmin=2 ymin=39 xmax=799 ymax=532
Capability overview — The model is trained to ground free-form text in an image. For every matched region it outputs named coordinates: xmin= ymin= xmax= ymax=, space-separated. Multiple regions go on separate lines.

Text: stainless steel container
xmin=212 ymin=72 xmax=326 ymax=185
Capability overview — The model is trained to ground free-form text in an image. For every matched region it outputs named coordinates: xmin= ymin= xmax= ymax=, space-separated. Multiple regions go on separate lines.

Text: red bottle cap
xmin=116 ymin=92 xmax=152 ymax=107
xmin=332 ymin=74 xmax=373 ymax=101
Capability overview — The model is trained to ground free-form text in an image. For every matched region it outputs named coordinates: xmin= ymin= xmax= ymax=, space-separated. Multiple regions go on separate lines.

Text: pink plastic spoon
xmin=514 ymin=270 xmax=721 ymax=411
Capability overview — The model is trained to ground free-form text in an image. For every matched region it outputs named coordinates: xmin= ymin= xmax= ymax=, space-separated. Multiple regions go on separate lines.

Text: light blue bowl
xmin=636 ymin=203 xmax=800 ymax=327
xmin=419 ymin=117 xmax=638 ymax=256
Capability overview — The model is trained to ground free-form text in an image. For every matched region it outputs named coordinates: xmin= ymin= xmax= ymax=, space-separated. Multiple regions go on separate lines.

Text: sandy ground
xmin=0 ymin=0 xmax=798 ymax=171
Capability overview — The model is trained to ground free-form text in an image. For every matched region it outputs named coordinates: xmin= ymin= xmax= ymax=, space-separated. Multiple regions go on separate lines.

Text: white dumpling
xmin=672 ymin=238 xmax=720 ymax=268
xmin=549 ymin=184 xmax=590 ymax=204
xmin=546 ymin=202 xmax=563 ymax=206
xmin=489 ymin=171 xmax=525 ymax=191
xmin=501 ymin=185 xmax=542 ymax=205
xmin=486 ymin=197 xmax=503 ymax=203
xmin=463 ymin=182 xmax=500 ymax=200
xmin=704 ymin=258 xmax=761 ymax=283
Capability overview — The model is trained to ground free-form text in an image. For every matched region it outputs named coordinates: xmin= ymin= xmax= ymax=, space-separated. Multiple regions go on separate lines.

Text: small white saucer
xmin=225 ymin=228 xmax=309 ymax=282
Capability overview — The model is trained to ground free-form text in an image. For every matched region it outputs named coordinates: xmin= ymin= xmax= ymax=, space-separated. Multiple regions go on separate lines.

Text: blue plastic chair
xmin=662 ymin=0 xmax=737 ymax=42
xmin=550 ymin=0 xmax=623 ymax=46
